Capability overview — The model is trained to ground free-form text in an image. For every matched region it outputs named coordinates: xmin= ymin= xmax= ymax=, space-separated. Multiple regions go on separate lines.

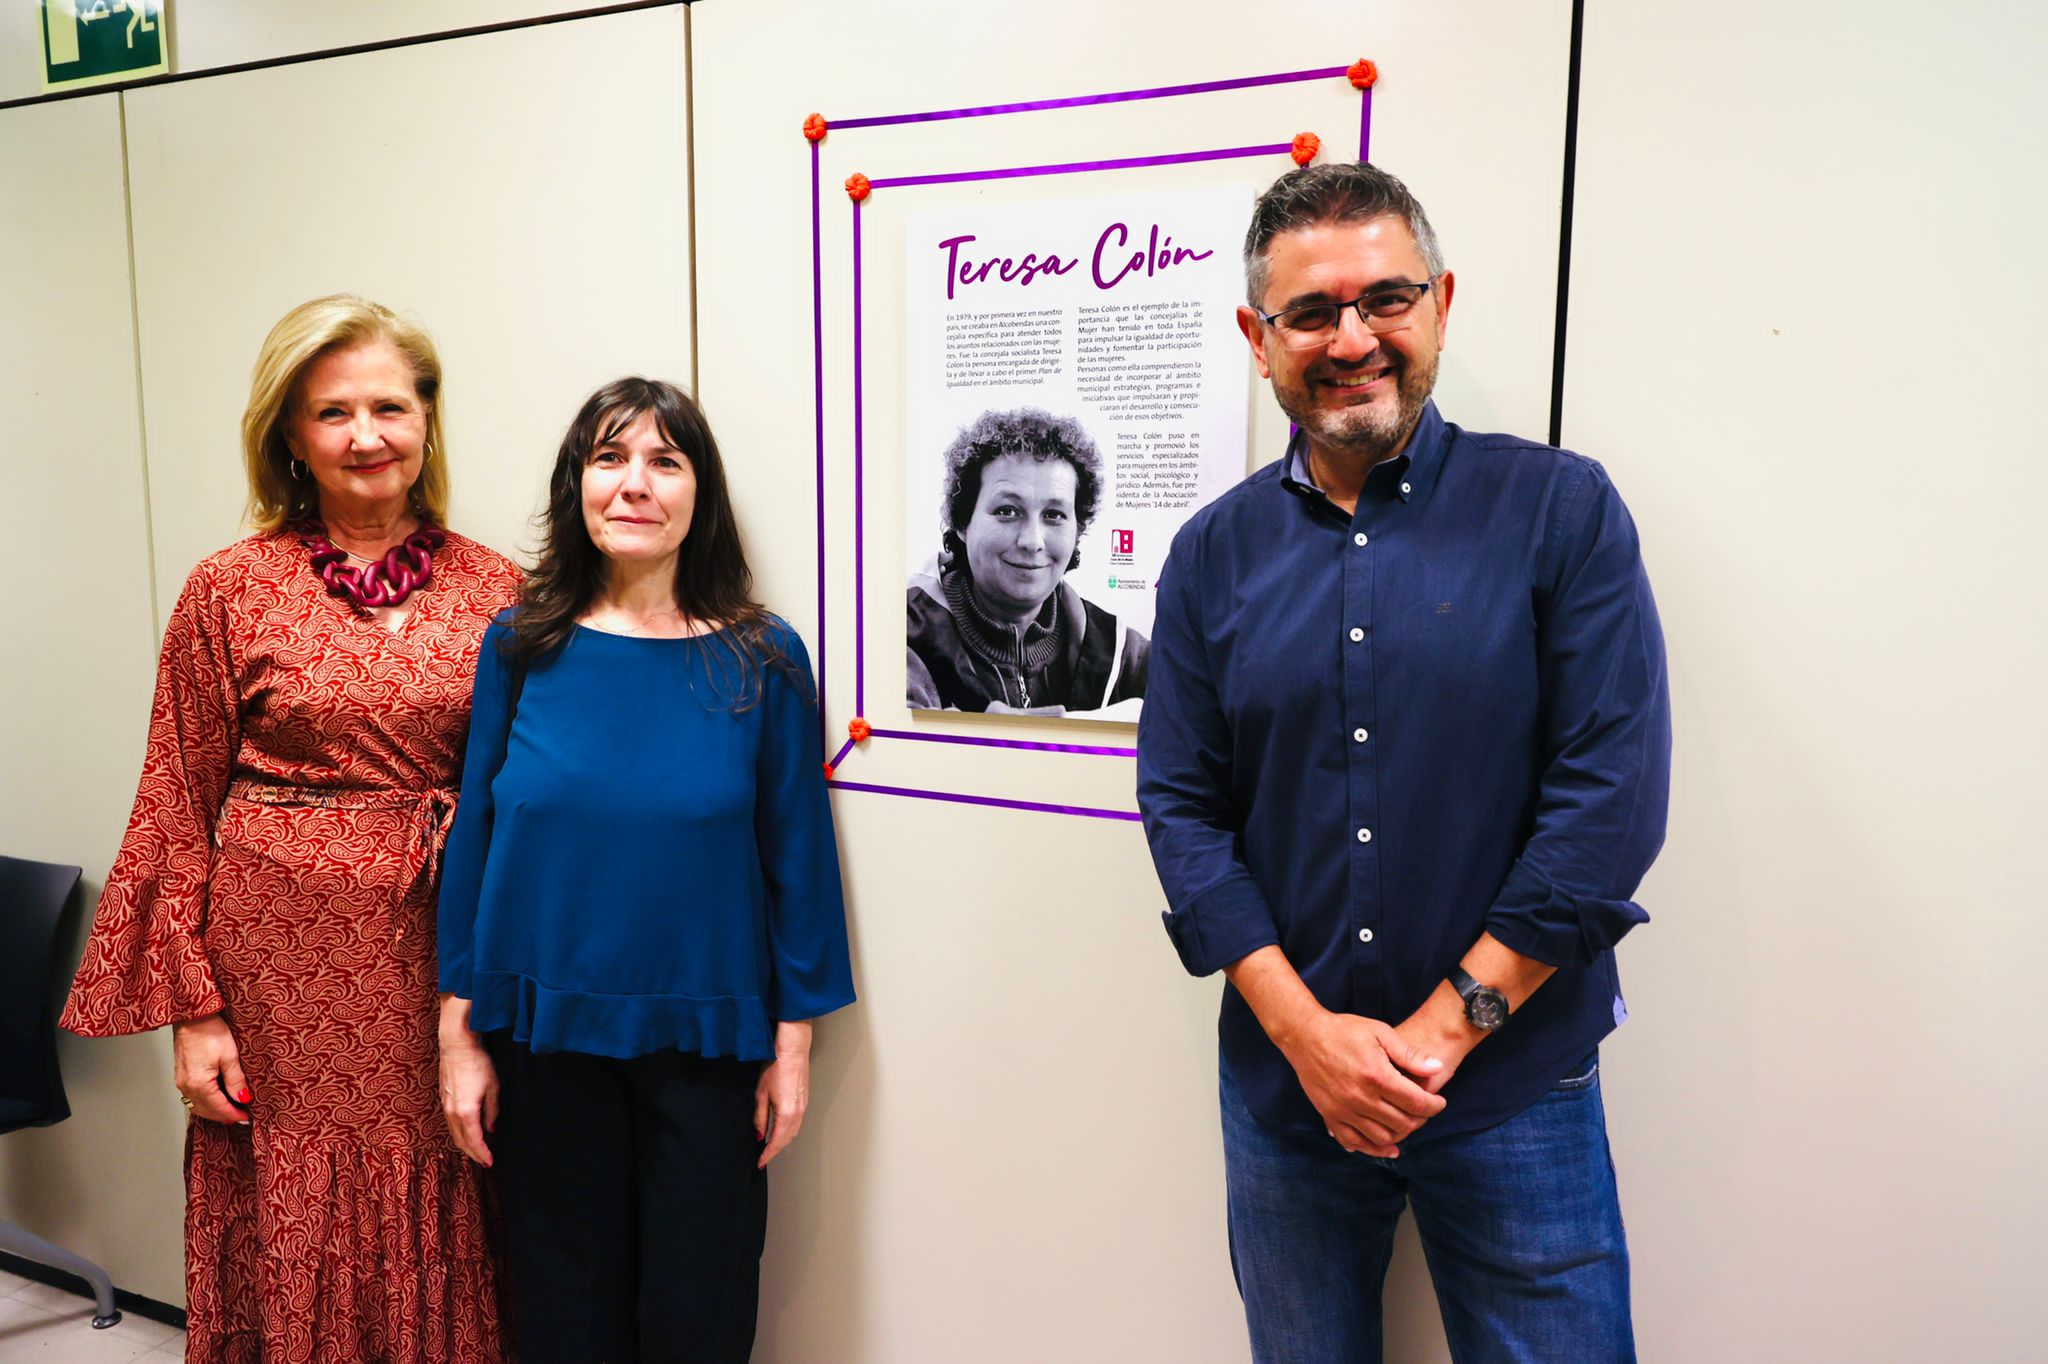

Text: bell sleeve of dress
xmin=437 ymin=617 xmax=517 ymax=1000
xmin=754 ymin=626 xmax=856 ymax=1022
xmin=1136 ymin=529 xmax=1281 ymax=978
xmin=60 ymin=562 xmax=239 ymax=1036
xmin=1484 ymin=460 xmax=1673 ymax=968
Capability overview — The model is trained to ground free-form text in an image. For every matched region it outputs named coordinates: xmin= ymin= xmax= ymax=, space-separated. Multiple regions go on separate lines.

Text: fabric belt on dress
xmin=224 ymin=778 xmax=460 ymax=939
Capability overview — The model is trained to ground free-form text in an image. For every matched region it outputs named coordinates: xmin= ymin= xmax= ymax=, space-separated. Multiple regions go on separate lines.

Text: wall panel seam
xmin=685 ymin=4 xmax=699 ymax=398
xmin=117 ymin=90 xmax=162 ymax=633
xmin=1547 ymin=0 xmax=1585 ymax=449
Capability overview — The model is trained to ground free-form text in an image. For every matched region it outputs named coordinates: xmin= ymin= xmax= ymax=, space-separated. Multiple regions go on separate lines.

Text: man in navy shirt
xmin=1137 ymin=162 xmax=1669 ymax=1361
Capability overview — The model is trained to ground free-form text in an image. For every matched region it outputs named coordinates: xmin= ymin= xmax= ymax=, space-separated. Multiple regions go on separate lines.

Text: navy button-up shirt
xmin=1137 ymin=402 xmax=1671 ymax=1141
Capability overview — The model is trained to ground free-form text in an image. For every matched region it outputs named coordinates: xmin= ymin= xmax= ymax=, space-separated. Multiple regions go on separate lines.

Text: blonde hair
xmin=240 ymin=295 xmax=450 ymax=531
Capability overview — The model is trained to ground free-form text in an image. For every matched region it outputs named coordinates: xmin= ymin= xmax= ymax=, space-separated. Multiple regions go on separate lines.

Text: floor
xmin=0 ymin=1268 xmax=184 ymax=1361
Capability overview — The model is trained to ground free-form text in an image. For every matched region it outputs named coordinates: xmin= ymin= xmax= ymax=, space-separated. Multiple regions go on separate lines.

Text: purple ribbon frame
xmin=809 ymin=63 xmax=1373 ymax=819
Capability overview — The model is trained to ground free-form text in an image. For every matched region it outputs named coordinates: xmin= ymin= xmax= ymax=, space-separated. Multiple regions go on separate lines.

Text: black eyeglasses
xmin=1258 ymin=280 xmax=1436 ymax=349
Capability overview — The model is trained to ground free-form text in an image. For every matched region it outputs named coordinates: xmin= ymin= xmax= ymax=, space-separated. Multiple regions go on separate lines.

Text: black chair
xmin=0 ymin=853 xmax=121 ymax=1329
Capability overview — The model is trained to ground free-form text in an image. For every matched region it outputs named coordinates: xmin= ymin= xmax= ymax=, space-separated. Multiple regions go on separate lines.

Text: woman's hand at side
xmin=754 ymin=1020 xmax=813 ymax=1168
xmin=172 ymin=1015 xmax=252 ymax=1124
xmin=438 ymin=995 xmax=498 ymax=1166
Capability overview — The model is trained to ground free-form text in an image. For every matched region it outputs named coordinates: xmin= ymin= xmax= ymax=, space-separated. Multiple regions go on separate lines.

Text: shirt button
xmin=1353 ymin=727 xmax=1369 ymax=743
xmin=1353 ymin=532 xmax=1369 ymax=547
xmin=1400 ymin=481 xmax=1412 ymax=495
xmin=1348 ymin=626 xmax=1365 ymax=643
xmin=1358 ymin=928 xmax=1375 ymax=944
xmin=1356 ymin=827 xmax=1373 ymax=843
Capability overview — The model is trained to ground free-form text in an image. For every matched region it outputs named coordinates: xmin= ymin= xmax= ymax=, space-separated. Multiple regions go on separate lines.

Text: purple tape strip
xmin=810 ymin=65 xmax=1372 ymax=816
xmin=869 ymin=727 xmax=1135 ymax=758
xmin=828 ymin=780 xmax=1143 ymax=823
xmin=851 ymin=198 xmax=866 ymax=716
xmin=870 ymin=142 xmax=1291 ymax=192
xmin=833 ymin=65 xmax=1349 ymax=130
xmin=810 ymin=140 xmax=828 ymax=748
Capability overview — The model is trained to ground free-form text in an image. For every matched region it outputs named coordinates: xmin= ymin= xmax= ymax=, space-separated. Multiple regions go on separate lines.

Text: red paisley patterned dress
xmin=61 ymin=529 xmax=521 ymax=1364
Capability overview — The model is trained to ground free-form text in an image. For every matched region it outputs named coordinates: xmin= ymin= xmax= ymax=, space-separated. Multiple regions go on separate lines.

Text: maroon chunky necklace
xmin=294 ymin=521 xmax=446 ymax=609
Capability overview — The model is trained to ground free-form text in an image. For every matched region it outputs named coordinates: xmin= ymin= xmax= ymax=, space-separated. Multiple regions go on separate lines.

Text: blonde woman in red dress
xmin=61 ymin=295 xmax=519 ymax=1363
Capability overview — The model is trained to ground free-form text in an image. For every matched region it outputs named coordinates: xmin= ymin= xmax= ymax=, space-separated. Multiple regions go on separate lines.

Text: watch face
xmin=1466 ymin=986 xmax=1510 ymax=1031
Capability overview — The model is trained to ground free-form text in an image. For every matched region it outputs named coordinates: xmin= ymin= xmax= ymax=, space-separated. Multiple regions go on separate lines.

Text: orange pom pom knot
xmin=1291 ymin=133 xmax=1321 ymax=167
xmin=822 ymin=761 xmax=835 ymax=780
xmin=845 ymin=173 xmax=872 ymax=202
xmin=848 ymin=717 xmax=873 ymax=743
xmin=803 ymin=112 xmax=829 ymax=142
xmin=1348 ymin=59 xmax=1379 ymax=90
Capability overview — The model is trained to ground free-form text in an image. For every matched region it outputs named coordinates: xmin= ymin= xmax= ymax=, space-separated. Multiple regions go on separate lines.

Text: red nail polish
xmin=237 ymin=1088 xmax=252 ymax=1104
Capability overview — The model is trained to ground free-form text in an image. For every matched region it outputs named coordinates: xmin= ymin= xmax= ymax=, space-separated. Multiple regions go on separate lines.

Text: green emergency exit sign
xmin=40 ymin=0 xmax=169 ymax=92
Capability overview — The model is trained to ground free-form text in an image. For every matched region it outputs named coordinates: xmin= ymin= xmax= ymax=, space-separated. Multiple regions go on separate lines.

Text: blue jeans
xmin=1221 ymin=1056 xmax=1634 ymax=1364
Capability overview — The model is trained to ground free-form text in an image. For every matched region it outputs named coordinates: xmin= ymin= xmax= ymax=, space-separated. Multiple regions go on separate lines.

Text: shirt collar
xmin=1278 ymin=400 xmax=1447 ymax=507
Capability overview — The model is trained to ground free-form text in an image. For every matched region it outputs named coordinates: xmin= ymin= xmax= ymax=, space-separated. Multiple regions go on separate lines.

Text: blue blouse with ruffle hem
xmin=437 ymin=616 xmax=854 ymax=1061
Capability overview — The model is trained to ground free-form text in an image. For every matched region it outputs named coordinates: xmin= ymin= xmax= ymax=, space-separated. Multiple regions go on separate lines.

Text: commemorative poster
xmin=903 ymin=184 xmax=1251 ymax=723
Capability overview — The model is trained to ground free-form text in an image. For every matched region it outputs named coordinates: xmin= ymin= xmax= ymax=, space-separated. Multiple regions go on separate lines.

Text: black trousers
xmin=486 ymin=1036 xmax=768 ymax=1364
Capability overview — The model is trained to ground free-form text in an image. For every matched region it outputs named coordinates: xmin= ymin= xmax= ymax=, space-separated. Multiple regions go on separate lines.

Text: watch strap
xmin=1447 ymin=964 xmax=1509 ymax=1031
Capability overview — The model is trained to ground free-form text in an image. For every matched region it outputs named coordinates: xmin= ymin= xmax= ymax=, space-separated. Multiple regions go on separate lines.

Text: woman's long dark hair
xmin=505 ymin=377 xmax=793 ymax=708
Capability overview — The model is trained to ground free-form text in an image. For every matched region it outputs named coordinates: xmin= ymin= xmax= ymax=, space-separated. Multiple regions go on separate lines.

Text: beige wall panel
xmin=0 ymin=92 xmax=187 ymax=1304
xmin=165 ymin=0 xmax=591 ymax=76
xmin=0 ymin=3 xmax=39 ymax=103
xmin=0 ymin=1 xmax=620 ymax=104
xmin=1567 ymin=1 xmax=2047 ymax=1359
xmin=125 ymin=4 xmax=693 ymax=599
xmin=696 ymin=4 xmax=1572 ymax=1359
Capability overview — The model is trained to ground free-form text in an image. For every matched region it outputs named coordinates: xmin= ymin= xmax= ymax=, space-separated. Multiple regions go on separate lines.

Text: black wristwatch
xmin=1448 ymin=965 xmax=1509 ymax=1032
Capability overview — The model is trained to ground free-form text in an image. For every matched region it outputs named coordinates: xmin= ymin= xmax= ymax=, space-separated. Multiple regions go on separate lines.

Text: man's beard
xmin=1278 ymin=349 xmax=1437 ymax=462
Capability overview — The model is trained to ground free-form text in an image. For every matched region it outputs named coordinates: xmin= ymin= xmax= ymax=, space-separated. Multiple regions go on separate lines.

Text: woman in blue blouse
xmin=435 ymin=377 xmax=855 ymax=1363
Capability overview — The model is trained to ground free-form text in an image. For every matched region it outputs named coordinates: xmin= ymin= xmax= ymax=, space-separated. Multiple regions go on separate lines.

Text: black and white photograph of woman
xmin=906 ymin=407 xmax=1148 ymax=717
